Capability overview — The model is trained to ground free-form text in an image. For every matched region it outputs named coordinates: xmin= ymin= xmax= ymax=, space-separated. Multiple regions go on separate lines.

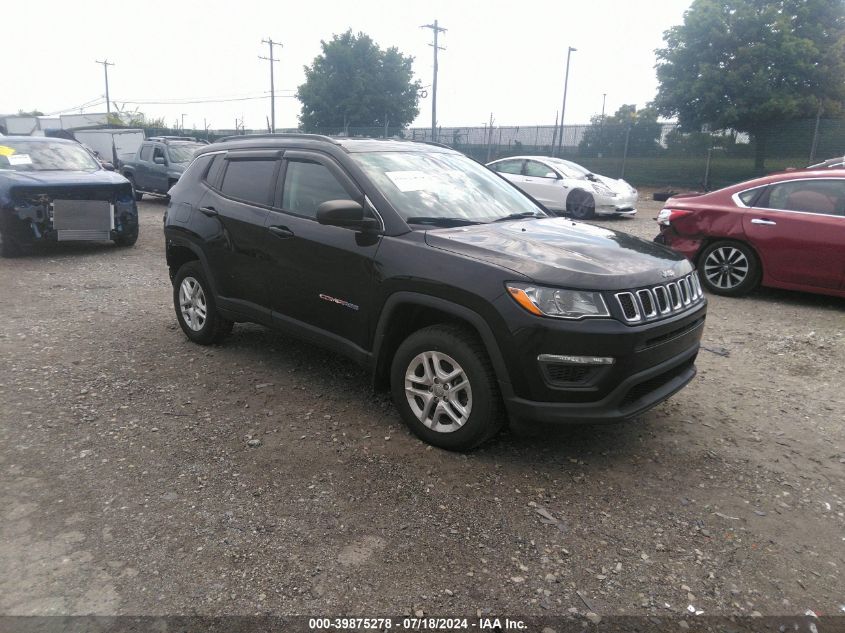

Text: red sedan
xmin=655 ymin=170 xmax=845 ymax=298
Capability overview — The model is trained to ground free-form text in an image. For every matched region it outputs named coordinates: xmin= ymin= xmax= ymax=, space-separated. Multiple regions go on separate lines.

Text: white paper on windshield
xmin=7 ymin=154 xmax=32 ymax=166
xmin=385 ymin=170 xmax=437 ymax=192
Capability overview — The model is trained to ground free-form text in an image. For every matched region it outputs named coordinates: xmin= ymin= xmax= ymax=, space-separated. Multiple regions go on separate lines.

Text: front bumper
xmin=595 ymin=191 xmax=638 ymax=216
xmin=492 ymin=292 xmax=706 ymax=425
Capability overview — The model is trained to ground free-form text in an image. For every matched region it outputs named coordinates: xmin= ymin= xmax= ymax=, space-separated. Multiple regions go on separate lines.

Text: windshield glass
xmin=546 ymin=158 xmax=591 ymax=178
xmin=0 ymin=140 xmax=101 ymax=172
xmin=167 ymin=144 xmax=202 ymax=163
xmin=353 ymin=151 xmax=544 ymax=223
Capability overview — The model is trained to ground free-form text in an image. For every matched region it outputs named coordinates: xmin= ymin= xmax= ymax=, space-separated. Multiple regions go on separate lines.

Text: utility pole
xmin=181 ymin=113 xmax=187 ymax=131
xmin=555 ymin=46 xmax=576 ymax=157
xmin=421 ymin=20 xmax=446 ymax=142
xmin=95 ymin=59 xmax=115 ymax=115
xmin=259 ymin=37 xmax=282 ymax=133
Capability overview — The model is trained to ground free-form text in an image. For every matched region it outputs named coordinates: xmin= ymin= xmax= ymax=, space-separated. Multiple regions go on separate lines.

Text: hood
xmin=425 ymin=217 xmax=690 ymax=290
xmin=0 ymin=169 xmax=129 ymax=189
xmin=592 ymin=173 xmax=633 ymax=193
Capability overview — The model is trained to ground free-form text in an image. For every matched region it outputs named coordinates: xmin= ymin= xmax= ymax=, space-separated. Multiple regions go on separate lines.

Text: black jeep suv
xmin=164 ymin=134 xmax=706 ymax=451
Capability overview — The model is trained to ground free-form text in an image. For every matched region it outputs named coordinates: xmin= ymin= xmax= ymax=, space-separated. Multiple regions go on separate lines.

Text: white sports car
xmin=486 ymin=156 xmax=638 ymax=219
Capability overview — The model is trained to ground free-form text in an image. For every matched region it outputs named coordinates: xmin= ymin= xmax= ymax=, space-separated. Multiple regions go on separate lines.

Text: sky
xmin=2 ymin=0 xmax=692 ymax=131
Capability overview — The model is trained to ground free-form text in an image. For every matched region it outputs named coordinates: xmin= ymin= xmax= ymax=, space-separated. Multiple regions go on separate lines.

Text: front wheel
xmin=172 ymin=261 xmax=233 ymax=344
xmin=566 ymin=189 xmax=595 ymax=219
xmin=390 ymin=324 xmax=505 ymax=451
xmin=114 ymin=229 xmax=138 ymax=247
xmin=698 ymin=240 xmax=760 ymax=297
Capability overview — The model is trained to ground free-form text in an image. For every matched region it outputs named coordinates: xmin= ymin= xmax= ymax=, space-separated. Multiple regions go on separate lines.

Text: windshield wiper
xmin=405 ymin=216 xmax=483 ymax=227
xmin=492 ymin=211 xmax=547 ymax=223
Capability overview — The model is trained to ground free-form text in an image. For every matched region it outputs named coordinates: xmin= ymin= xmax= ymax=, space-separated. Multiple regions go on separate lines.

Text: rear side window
xmin=282 ymin=160 xmax=351 ymax=218
xmin=762 ymin=179 xmax=845 ymax=216
xmin=492 ymin=159 xmax=523 ymax=175
xmin=139 ymin=145 xmax=152 ymax=161
xmin=220 ymin=159 xmax=277 ymax=206
xmin=205 ymin=154 xmax=225 ymax=187
xmin=153 ymin=146 xmax=166 ymax=161
xmin=182 ymin=154 xmax=213 ymax=183
xmin=737 ymin=187 xmax=762 ymax=206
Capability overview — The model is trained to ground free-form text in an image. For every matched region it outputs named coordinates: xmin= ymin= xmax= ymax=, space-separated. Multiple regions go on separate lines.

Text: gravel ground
xmin=1 ymin=194 xmax=843 ymax=618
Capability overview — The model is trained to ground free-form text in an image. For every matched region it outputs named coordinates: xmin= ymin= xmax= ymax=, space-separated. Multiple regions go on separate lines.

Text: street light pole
xmin=555 ymin=46 xmax=576 ymax=158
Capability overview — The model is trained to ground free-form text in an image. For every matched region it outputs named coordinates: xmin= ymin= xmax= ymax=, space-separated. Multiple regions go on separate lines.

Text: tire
xmin=566 ymin=189 xmax=595 ymax=219
xmin=126 ymin=175 xmax=143 ymax=201
xmin=114 ymin=230 xmax=138 ymax=247
xmin=172 ymin=261 xmax=233 ymax=344
xmin=0 ymin=229 xmax=22 ymax=258
xmin=390 ymin=324 xmax=505 ymax=451
xmin=697 ymin=240 xmax=760 ymax=297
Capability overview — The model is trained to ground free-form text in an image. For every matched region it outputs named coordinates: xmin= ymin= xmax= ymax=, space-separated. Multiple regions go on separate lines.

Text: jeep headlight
xmin=506 ymin=283 xmax=610 ymax=319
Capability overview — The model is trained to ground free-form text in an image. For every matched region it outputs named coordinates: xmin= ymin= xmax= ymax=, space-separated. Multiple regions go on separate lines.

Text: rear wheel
xmin=172 ymin=261 xmax=233 ymax=344
xmin=566 ymin=189 xmax=595 ymax=219
xmin=698 ymin=240 xmax=759 ymax=297
xmin=390 ymin=324 xmax=504 ymax=451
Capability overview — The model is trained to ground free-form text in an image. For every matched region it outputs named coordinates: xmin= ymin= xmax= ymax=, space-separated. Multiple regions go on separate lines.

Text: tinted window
xmin=492 ymin=159 xmax=523 ymax=175
xmin=220 ymin=159 xmax=277 ymax=206
xmin=205 ymin=154 xmax=225 ymax=187
xmin=764 ymin=180 xmax=845 ymax=216
xmin=524 ymin=160 xmax=558 ymax=178
xmin=738 ymin=187 xmax=762 ymax=206
xmin=139 ymin=145 xmax=152 ymax=161
xmin=184 ymin=154 xmax=213 ymax=183
xmin=282 ymin=160 xmax=351 ymax=218
xmin=153 ymin=146 xmax=166 ymax=161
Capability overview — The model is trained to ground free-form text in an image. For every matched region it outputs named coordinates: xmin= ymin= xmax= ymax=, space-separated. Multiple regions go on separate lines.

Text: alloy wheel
xmin=404 ymin=351 xmax=473 ymax=433
xmin=703 ymin=246 xmax=749 ymax=290
xmin=179 ymin=276 xmax=208 ymax=331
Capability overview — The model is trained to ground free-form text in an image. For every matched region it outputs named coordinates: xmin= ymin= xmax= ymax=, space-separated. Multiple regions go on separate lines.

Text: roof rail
xmin=215 ymin=132 xmax=340 ymax=144
xmin=147 ymin=135 xmax=203 ymax=143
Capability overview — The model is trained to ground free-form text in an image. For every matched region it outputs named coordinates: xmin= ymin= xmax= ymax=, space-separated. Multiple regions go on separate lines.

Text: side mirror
xmin=153 ymin=156 xmax=166 ymax=165
xmin=316 ymin=200 xmax=380 ymax=231
xmin=102 ymin=162 xmax=115 ymax=171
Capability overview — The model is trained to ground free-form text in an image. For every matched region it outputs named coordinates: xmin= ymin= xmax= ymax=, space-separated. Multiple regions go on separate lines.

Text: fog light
xmin=537 ymin=354 xmax=615 ymax=365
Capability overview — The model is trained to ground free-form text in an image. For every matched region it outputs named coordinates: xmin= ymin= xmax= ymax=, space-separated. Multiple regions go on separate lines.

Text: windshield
xmin=353 ymin=151 xmax=544 ymax=223
xmin=546 ymin=158 xmax=591 ymax=178
xmin=0 ymin=140 xmax=101 ymax=172
xmin=167 ymin=144 xmax=202 ymax=163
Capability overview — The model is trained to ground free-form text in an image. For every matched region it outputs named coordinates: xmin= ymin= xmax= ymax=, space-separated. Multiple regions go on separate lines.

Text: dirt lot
xmin=1 ymin=194 xmax=843 ymax=619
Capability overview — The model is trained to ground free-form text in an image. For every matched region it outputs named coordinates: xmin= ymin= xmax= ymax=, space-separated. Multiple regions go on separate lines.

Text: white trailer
xmin=60 ymin=113 xmax=110 ymax=130
xmin=0 ymin=115 xmax=38 ymax=135
xmin=72 ymin=128 xmax=146 ymax=167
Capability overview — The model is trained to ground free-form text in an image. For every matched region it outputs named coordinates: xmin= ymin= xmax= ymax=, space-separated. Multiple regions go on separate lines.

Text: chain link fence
xmin=142 ymin=118 xmax=845 ymax=190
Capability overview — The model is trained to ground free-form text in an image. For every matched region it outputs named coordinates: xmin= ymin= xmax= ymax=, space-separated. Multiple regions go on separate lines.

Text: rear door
xmin=743 ymin=178 xmax=845 ymax=289
xmin=263 ymin=150 xmax=381 ymax=351
xmin=521 ymin=160 xmax=565 ymax=210
xmin=200 ymin=150 xmax=281 ymax=315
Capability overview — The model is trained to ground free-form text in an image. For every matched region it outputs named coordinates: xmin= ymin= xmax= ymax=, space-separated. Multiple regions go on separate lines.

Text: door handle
xmin=268 ymin=225 xmax=294 ymax=238
xmin=750 ymin=218 xmax=776 ymax=226
xmin=199 ymin=206 xmax=218 ymax=217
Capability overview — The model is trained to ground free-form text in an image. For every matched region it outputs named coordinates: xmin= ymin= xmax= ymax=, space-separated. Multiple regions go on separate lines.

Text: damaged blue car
xmin=0 ymin=136 xmax=138 ymax=257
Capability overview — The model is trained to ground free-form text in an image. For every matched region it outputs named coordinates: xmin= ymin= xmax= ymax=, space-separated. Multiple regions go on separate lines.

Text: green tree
xmin=579 ymin=105 xmax=663 ymax=157
xmin=654 ymin=0 xmax=845 ymax=170
xmin=297 ymin=30 xmax=421 ymax=133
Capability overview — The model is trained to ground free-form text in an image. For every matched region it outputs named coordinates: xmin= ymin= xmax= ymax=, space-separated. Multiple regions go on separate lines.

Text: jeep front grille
xmin=615 ymin=272 xmax=704 ymax=324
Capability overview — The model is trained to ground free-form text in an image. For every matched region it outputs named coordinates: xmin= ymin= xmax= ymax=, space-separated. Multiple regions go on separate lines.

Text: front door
xmin=521 ymin=160 xmax=565 ymax=211
xmin=744 ymin=178 xmax=845 ymax=290
xmin=263 ymin=151 xmax=381 ymax=351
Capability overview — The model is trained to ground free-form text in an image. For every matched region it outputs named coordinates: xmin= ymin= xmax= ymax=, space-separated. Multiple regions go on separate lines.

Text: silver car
xmin=487 ymin=156 xmax=638 ymax=219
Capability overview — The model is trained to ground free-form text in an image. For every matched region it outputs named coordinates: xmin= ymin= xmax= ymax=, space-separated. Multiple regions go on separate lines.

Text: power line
xmin=421 ymin=20 xmax=446 ymax=142
xmin=95 ymin=59 xmax=115 ymax=115
xmin=259 ymin=37 xmax=283 ymax=133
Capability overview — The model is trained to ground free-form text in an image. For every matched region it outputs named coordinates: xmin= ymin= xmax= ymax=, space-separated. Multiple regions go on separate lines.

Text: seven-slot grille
xmin=614 ymin=272 xmax=703 ymax=324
